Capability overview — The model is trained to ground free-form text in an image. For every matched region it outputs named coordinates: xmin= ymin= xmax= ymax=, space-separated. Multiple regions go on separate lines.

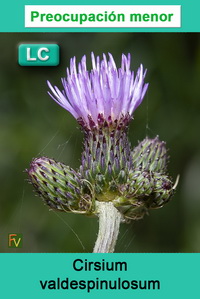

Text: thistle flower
xmin=47 ymin=53 xmax=148 ymax=130
xmin=27 ymin=52 xmax=177 ymax=253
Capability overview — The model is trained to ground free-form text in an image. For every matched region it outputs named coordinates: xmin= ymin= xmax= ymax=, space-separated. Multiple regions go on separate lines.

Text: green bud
xmin=27 ymin=157 xmax=94 ymax=214
xmin=132 ymin=136 xmax=168 ymax=173
xmin=113 ymin=169 xmax=175 ymax=220
xmin=149 ymin=172 xmax=174 ymax=208
xmin=113 ymin=169 xmax=153 ymax=220
xmin=116 ymin=169 xmax=154 ymax=202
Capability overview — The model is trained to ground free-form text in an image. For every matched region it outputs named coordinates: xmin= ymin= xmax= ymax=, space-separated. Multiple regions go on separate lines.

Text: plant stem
xmin=93 ymin=201 xmax=123 ymax=253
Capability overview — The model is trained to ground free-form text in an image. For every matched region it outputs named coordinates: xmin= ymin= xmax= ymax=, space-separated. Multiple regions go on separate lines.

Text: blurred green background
xmin=0 ymin=33 xmax=200 ymax=252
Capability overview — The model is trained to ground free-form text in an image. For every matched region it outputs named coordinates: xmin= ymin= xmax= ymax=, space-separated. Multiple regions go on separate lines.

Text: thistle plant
xmin=28 ymin=53 xmax=177 ymax=253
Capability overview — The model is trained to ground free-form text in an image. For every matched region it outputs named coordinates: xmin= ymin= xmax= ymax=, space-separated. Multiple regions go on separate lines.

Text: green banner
xmin=1 ymin=253 xmax=200 ymax=298
xmin=0 ymin=0 xmax=200 ymax=32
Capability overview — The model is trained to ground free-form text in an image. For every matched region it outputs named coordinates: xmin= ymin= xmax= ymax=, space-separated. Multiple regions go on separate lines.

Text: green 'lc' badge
xmin=18 ymin=44 xmax=59 ymax=66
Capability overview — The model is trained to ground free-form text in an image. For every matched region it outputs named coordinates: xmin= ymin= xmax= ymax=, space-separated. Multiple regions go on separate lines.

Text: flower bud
xmin=27 ymin=157 xmax=93 ymax=214
xmin=113 ymin=169 xmax=174 ymax=220
xmin=113 ymin=169 xmax=155 ymax=220
xmin=132 ymin=136 xmax=168 ymax=173
xmin=149 ymin=173 xmax=174 ymax=208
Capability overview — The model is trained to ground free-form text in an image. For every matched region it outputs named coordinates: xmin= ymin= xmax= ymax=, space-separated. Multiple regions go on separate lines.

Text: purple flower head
xmin=47 ymin=53 xmax=148 ymax=129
